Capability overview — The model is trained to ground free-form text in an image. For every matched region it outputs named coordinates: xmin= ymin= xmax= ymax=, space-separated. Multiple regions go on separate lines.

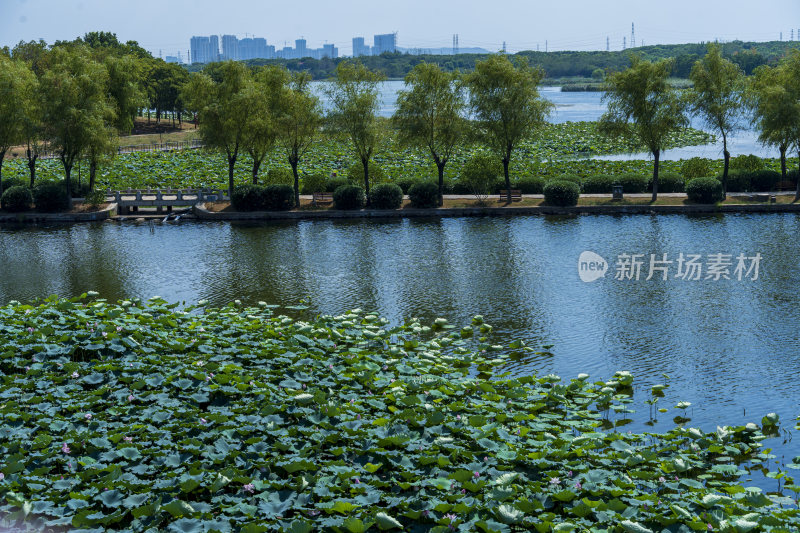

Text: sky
xmin=1 ymin=0 xmax=798 ymax=58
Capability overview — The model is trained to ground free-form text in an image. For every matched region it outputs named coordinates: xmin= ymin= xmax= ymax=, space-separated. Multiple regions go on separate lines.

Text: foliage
xmin=722 ymin=170 xmax=751 ymax=193
xmin=748 ymin=170 xmax=782 ymax=192
xmin=230 ymin=183 xmax=266 ymax=211
xmin=408 ymin=181 xmax=440 ymax=208
xmin=300 ymin=174 xmax=327 ymax=194
xmin=681 ymin=157 xmax=713 ymax=179
xmin=242 ymin=66 xmax=288 ymax=184
xmin=582 ymin=174 xmax=617 ymax=194
xmin=32 ymin=180 xmax=70 ymax=212
xmin=332 ymin=184 xmax=365 ymax=210
xmin=346 ymin=162 xmax=385 ymax=186
xmin=263 ymin=184 xmax=295 ymax=211
xmin=460 ymin=152 xmax=502 ymax=203
xmin=512 ymin=177 xmax=545 ymax=194
xmin=615 ymin=172 xmax=649 ymax=193
xmin=686 ymin=177 xmax=724 ymax=203
xmin=0 ymin=56 xmax=37 ymax=195
xmin=544 ymin=180 xmax=580 ymax=206
xmin=265 ymin=167 xmax=294 ymax=186
xmin=84 ymin=189 xmax=107 ymax=208
xmin=325 ymin=178 xmax=349 ymax=193
xmin=730 ymin=154 xmax=765 ymax=173
xmin=369 ymin=183 xmax=404 ymax=209
xmin=0 ymin=185 xmax=32 ymax=212
xmin=394 ymin=62 xmax=466 ymax=205
xmin=599 ymin=55 xmax=688 ymax=200
xmin=652 ymin=171 xmax=685 ymax=193
xmin=0 ymin=296 xmax=799 ymax=530
xmin=466 ymin=54 xmax=553 ymax=194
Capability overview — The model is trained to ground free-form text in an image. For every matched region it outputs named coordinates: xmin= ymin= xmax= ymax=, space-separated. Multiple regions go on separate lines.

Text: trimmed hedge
xmin=230 ymin=184 xmax=266 ymax=211
xmin=333 ymin=185 xmax=365 ymax=210
xmin=300 ymin=174 xmax=327 ymax=195
xmin=1 ymin=185 xmax=33 ymax=212
xmin=750 ymin=170 xmax=781 ymax=192
xmin=543 ymin=180 xmax=580 ymax=207
xmin=652 ymin=171 xmax=685 ymax=193
xmin=582 ymin=174 xmax=615 ymax=194
xmin=370 ymin=183 xmax=403 ymax=209
xmin=680 ymin=157 xmax=712 ymax=179
xmin=616 ymin=173 xmax=648 ymax=193
xmin=729 ymin=154 xmax=764 ymax=173
xmin=513 ymin=177 xmax=545 ymax=194
xmin=408 ymin=181 xmax=439 ymax=209
xmin=33 ymin=181 xmax=70 ymax=212
xmin=395 ymin=178 xmax=417 ymax=195
xmin=547 ymin=174 xmax=582 ymax=189
xmin=686 ymin=177 xmax=724 ymax=204
xmin=265 ymin=168 xmax=294 ymax=186
xmin=263 ymin=184 xmax=295 ymax=211
xmin=325 ymin=178 xmax=349 ymax=193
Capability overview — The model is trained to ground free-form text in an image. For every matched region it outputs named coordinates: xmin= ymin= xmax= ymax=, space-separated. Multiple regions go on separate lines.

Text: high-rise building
xmin=372 ymin=33 xmax=397 ymax=55
xmin=321 ymin=44 xmax=338 ymax=59
xmin=352 ymin=37 xmax=369 ymax=57
xmin=190 ymin=35 xmax=219 ymax=64
xmin=295 ymin=39 xmax=308 ymax=58
xmin=222 ymin=35 xmax=239 ymax=60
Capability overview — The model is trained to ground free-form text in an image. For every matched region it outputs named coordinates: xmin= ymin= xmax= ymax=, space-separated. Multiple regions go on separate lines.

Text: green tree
xmin=465 ymin=54 xmax=553 ymax=203
xmin=748 ymin=64 xmax=796 ymax=182
xmin=325 ymin=61 xmax=386 ymax=204
xmin=20 ymin=71 xmax=43 ymax=187
xmin=0 ymin=56 xmax=38 ymax=195
xmin=393 ymin=62 xmax=466 ymax=206
xmin=774 ymin=51 xmax=800 ymax=199
xmin=242 ymin=66 xmax=289 ymax=184
xmin=275 ymin=72 xmax=323 ymax=207
xmin=182 ymin=61 xmax=252 ymax=195
xmin=40 ymin=46 xmax=112 ymax=203
xmin=687 ymin=43 xmax=744 ymax=198
xmin=599 ymin=56 xmax=687 ymax=202
xmin=104 ymin=54 xmax=145 ymax=133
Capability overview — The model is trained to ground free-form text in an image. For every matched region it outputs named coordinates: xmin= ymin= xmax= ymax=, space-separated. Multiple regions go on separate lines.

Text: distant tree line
xmin=197 ymin=40 xmax=800 ymax=80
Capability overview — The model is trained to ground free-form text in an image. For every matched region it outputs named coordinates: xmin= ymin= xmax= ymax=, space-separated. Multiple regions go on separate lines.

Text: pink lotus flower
xmin=549 ymin=477 xmax=561 ymax=485
xmin=128 ymin=395 xmax=134 ymax=402
xmin=575 ymin=481 xmax=582 ymax=490
xmin=71 ymin=372 xmax=79 ymax=378
xmin=123 ymin=436 xmax=133 ymax=442
xmin=200 ymin=418 xmax=207 ymax=424
xmin=0 ymin=473 xmax=5 ymax=481
xmin=242 ymin=483 xmax=255 ymax=493
xmin=473 ymin=471 xmax=480 ymax=479
xmin=84 ymin=413 xmax=92 ymax=420
xmin=62 ymin=443 xmax=70 ymax=454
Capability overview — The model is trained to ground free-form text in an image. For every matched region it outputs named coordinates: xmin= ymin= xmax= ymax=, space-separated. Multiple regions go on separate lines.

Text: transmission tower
xmin=545 ymin=40 xmax=548 ymax=52
xmin=631 ymin=23 xmax=635 ymax=48
xmin=780 ymin=32 xmax=783 ymax=41
xmin=792 ymin=29 xmax=795 ymax=41
xmin=623 ymin=36 xmax=626 ymax=50
xmin=606 ymin=36 xmax=610 ymax=51
xmin=502 ymin=41 xmax=507 ymax=53
xmin=453 ymin=34 xmax=459 ymax=55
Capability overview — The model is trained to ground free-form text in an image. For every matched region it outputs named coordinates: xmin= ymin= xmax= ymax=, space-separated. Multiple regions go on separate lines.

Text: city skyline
xmin=2 ymin=0 xmax=798 ymax=58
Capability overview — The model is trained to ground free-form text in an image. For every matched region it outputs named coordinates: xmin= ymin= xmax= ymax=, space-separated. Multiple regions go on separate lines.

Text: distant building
xmin=190 ymin=35 xmax=219 ymax=64
xmin=221 ymin=34 xmax=239 ymax=60
xmin=372 ymin=33 xmax=397 ymax=55
xmin=239 ymin=37 xmax=271 ymax=60
xmin=165 ymin=55 xmax=181 ymax=64
xmin=295 ymin=39 xmax=308 ymax=58
xmin=321 ymin=43 xmax=338 ymax=59
xmin=352 ymin=37 xmax=370 ymax=57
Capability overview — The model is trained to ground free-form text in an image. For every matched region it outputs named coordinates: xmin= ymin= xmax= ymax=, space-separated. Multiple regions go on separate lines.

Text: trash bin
xmin=612 ymin=184 xmax=623 ymax=200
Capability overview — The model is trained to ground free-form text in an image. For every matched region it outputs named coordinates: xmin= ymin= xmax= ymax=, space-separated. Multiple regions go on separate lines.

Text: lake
xmin=312 ymin=80 xmax=778 ymax=160
xmin=2 ymin=214 xmax=798 ymax=460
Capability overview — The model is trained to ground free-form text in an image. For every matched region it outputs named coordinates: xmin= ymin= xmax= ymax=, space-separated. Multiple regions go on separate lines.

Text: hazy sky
xmin=2 ymin=0 xmax=798 ymax=57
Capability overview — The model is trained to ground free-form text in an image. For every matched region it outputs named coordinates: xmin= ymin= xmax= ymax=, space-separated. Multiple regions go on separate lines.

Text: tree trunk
xmin=227 ymin=156 xmax=236 ymax=197
xmin=252 ymin=158 xmax=262 ymax=185
xmin=89 ymin=159 xmax=97 ymax=192
xmin=291 ymin=158 xmax=300 ymax=208
xmin=63 ymin=160 xmax=74 ymax=209
xmin=795 ymin=147 xmax=800 ymax=202
xmin=26 ymin=147 xmax=37 ymax=188
xmin=436 ymin=161 xmax=446 ymax=207
xmin=502 ymin=157 xmax=511 ymax=203
xmin=651 ymin=149 xmax=660 ymax=203
xmin=363 ymin=158 xmax=370 ymax=206
xmin=721 ymin=133 xmax=729 ymax=200
xmin=0 ymin=150 xmax=5 ymax=197
xmin=780 ymin=144 xmax=787 ymax=180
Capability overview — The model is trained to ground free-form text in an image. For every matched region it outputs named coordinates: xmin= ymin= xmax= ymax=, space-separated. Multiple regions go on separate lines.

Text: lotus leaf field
xmin=3 ymin=122 xmax=715 ymax=191
xmin=0 ymin=295 xmax=799 ymax=532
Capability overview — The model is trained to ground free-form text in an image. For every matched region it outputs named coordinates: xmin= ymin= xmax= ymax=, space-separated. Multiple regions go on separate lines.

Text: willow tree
xmin=242 ymin=66 xmax=288 ymax=184
xmin=465 ymin=54 xmax=552 ymax=203
xmin=599 ymin=56 xmax=687 ymax=202
xmin=393 ymin=63 xmax=466 ymax=206
xmin=748 ymin=64 xmax=796 ymax=183
xmin=276 ymin=72 xmax=323 ymax=207
xmin=0 ymin=56 xmax=37 ymax=194
xmin=687 ymin=43 xmax=744 ymax=199
xmin=40 ymin=46 xmax=111 ymax=204
xmin=325 ymin=61 xmax=385 ymax=204
xmin=182 ymin=61 xmax=252 ymax=195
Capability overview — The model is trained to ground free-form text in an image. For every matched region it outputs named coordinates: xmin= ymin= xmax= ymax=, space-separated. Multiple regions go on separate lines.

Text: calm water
xmin=312 ymin=80 xmax=777 ymax=160
xmin=1 ymin=215 xmax=799 ymax=449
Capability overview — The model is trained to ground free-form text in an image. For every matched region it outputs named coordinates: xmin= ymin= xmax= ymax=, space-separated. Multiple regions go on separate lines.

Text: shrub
xmin=513 ymin=177 xmax=545 ymax=194
xmin=722 ymin=170 xmax=751 ymax=193
xmin=2 ymin=177 xmax=27 ymax=191
xmin=263 ymin=184 xmax=295 ymax=211
xmin=543 ymin=180 xmax=580 ymax=207
xmin=370 ymin=183 xmax=403 ymax=209
xmin=449 ymin=179 xmax=471 ymax=195
xmin=686 ymin=177 xmax=724 ymax=204
xmin=347 ymin=162 xmax=385 ymax=186
xmin=84 ymin=190 xmax=107 ymax=208
xmin=730 ymin=154 xmax=764 ymax=173
xmin=33 ymin=181 xmax=70 ymax=212
xmin=788 ymin=169 xmax=799 ymax=185
xmin=408 ymin=181 xmax=439 ymax=208
xmin=616 ymin=173 xmax=648 ymax=193
xmin=680 ymin=157 xmax=712 ymax=179
xmin=325 ymin=178 xmax=349 ymax=193
xmin=231 ymin=184 xmax=266 ymax=211
xmin=265 ymin=167 xmax=294 ymax=186
xmin=394 ymin=178 xmax=417 ymax=194
xmin=546 ymin=174 xmax=582 ymax=188
xmin=581 ymin=174 xmax=615 ymax=194
xmin=653 ymin=171 xmax=685 ymax=193
xmin=1 ymin=186 xmax=33 ymax=212
xmin=69 ymin=181 xmax=91 ymax=198
xmin=749 ymin=170 xmax=781 ymax=192
xmin=461 ymin=153 xmax=501 ymax=203
xmin=333 ymin=185 xmax=365 ymax=210
xmin=300 ymin=174 xmax=327 ymax=195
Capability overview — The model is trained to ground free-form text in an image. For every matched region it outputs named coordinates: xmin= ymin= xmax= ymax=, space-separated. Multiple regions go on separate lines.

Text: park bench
xmin=312 ymin=192 xmax=334 ymax=206
xmin=498 ymin=189 xmax=522 ymax=202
